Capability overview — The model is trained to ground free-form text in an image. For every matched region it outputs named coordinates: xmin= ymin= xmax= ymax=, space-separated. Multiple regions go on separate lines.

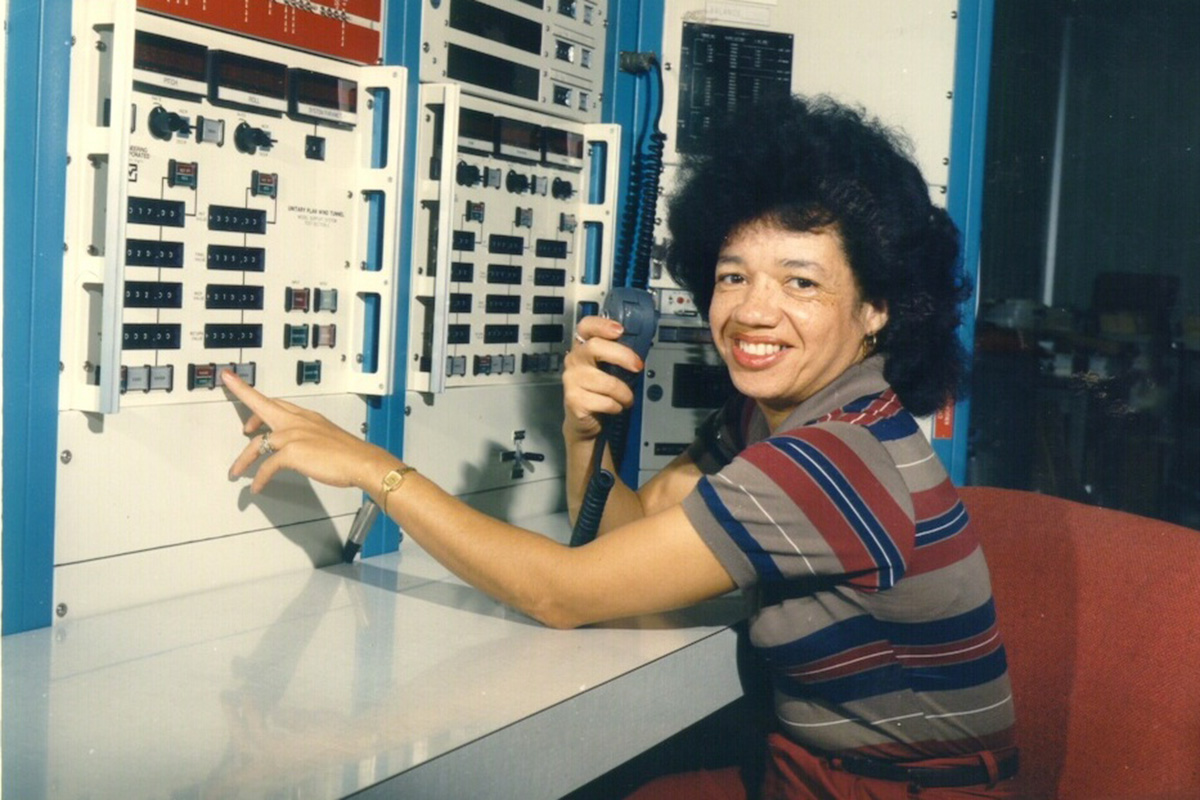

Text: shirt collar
xmin=766 ymin=355 xmax=890 ymax=435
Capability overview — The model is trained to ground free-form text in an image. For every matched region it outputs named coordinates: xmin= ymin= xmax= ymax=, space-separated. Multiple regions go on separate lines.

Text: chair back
xmin=960 ymin=486 xmax=1200 ymax=799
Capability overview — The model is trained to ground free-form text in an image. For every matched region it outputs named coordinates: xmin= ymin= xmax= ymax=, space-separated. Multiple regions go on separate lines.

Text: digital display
xmin=447 ymin=44 xmax=539 ymax=102
xmin=497 ymin=118 xmax=541 ymax=154
xmin=459 ymin=108 xmax=496 ymax=147
xmin=450 ymin=0 xmax=541 ymax=55
xmin=544 ymin=128 xmax=584 ymax=160
xmin=290 ymin=69 xmax=357 ymax=114
xmin=134 ymin=31 xmax=208 ymax=83
xmin=209 ymin=51 xmax=286 ymax=100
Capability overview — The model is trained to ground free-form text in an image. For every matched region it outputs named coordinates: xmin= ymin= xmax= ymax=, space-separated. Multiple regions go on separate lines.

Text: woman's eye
xmin=716 ymin=272 xmax=745 ymax=285
xmin=786 ymin=277 xmax=816 ymax=290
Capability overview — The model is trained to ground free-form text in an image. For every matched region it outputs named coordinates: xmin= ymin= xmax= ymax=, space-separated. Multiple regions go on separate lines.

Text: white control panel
xmin=408 ymin=84 xmax=619 ymax=394
xmin=51 ymin=1 xmax=407 ymax=619
xmin=60 ymin=4 xmax=406 ymax=414
xmin=421 ymin=0 xmax=609 ymax=123
xmin=402 ymin=84 xmax=619 ymax=509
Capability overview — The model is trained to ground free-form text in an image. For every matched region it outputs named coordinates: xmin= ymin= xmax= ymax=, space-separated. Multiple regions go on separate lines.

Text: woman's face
xmin=709 ymin=221 xmax=888 ymax=429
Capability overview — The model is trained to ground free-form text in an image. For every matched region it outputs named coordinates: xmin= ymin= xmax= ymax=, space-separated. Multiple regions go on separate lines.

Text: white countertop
xmin=3 ymin=517 xmax=746 ymax=799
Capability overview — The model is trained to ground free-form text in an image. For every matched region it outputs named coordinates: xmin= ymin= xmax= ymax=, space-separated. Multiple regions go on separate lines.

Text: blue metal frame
xmin=938 ymin=0 xmax=995 ymax=485
xmin=603 ymin=0 xmax=664 ymax=487
xmin=359 ymin=0 xmax=424 ymax=557
xmin=3 ymin=0 xmax=73 ymax=635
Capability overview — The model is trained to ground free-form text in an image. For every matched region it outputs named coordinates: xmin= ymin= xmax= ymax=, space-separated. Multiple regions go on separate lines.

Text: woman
xmin=226 ymin=95 xmax=1017 ymax=798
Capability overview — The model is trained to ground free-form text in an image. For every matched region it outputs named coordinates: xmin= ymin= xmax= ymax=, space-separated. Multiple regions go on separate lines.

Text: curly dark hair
xmin=665 ymin=94 xmax=972 ymax=417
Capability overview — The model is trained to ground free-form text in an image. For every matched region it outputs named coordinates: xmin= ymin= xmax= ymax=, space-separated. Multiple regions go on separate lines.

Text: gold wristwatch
xmin=380 ymin=466 xmax=417 ymax=515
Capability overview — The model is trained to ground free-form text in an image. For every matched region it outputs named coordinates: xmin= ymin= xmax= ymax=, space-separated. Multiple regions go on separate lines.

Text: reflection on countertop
xmin=3 ymin=523 xmax=746 ymax=800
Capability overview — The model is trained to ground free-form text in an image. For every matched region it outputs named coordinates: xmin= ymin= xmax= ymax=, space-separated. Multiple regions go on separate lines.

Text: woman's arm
xmin=224 ymin=371 xmax=735 ymax=629
xmin=561 ymin=316 xmax=705 ymax=533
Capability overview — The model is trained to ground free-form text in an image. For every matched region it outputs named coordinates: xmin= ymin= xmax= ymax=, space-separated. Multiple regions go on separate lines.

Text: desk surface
xmin=3 ymin=516 xmax=746 ymax=799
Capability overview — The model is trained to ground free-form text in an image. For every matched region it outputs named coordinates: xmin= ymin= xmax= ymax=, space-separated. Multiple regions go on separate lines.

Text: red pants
xmin=625 ymin=734 xmax=1018 ymax=800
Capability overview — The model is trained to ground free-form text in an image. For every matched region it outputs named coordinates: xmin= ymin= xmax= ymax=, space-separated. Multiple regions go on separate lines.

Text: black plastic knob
xmin=233 ymin=122 xmax=276 ymax=155
xmin=148 ymin=106 xmax=192 ymax=141
xmin=456 ymin=162 xmax=482 ymax=186
xmin=552 ymin=177 xmax=574 ymax=200
xmin=506 ymin=170 xmax=530 ymax=194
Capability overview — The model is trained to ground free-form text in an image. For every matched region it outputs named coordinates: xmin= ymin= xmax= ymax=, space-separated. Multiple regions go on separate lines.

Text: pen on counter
xmin=341 ymin=500 xmax=380 ymax=563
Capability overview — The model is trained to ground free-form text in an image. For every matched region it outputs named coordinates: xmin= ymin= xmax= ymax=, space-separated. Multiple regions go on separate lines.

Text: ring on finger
xmin=574 ymin=333 xmax=587 ymax=345
xmin=258 ymin=431 xmax=275 ymax=456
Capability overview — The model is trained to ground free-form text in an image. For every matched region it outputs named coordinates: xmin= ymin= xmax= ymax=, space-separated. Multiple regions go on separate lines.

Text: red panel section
xmin=933 ymin=401 xmax=955 ymax=439
xmin=137 ymin=0 xmax=383 ymax=65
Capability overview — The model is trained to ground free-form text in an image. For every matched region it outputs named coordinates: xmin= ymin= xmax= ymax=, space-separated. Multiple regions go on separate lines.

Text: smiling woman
xmin=667 ymin=95 xmax=972 ymax=420
xmin=709 ymin=222 xmax=889 ymax=430
xmin=225 ymin=94 xmax=1017 ymax=799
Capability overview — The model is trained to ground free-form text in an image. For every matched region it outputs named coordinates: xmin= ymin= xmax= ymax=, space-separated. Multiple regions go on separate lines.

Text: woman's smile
xmin=731 ymin=337 xmax=790 ymax=364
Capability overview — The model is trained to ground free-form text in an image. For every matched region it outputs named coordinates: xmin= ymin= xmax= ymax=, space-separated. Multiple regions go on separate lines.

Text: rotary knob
xmin=233 ymin=122 xmax=276 ymax=155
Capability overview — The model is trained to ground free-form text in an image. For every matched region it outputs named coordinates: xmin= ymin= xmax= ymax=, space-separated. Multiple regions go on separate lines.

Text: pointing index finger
xmin=221 ymin=370 xmax=275 ymax=423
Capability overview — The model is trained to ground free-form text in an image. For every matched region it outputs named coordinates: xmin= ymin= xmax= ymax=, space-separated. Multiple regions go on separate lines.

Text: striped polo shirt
xmin=681 ymin=357 xmax=1016 ymax=760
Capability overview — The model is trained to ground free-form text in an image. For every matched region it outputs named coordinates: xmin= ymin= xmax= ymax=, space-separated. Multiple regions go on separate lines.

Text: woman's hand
xmin=224 ymin=371 xmax=397 ymax=495
xmin=561 ymin=314 xmax=645 ymax=443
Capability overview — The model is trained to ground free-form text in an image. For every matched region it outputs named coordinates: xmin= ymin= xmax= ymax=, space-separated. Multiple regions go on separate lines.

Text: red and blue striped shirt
xmin=682 ymin=358 xmax=1016 ymax=759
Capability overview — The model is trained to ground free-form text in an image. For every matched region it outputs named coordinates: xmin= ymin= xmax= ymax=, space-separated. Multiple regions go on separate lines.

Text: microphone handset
xmin=570 ymin=288 xmax=658 ymax=547
xmin=600 ymin=287 xmax=658 ymax=382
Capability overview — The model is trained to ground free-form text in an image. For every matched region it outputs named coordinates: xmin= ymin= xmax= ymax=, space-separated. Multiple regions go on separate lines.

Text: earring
xmin=860 ymin=332 xmax=878 ymax=361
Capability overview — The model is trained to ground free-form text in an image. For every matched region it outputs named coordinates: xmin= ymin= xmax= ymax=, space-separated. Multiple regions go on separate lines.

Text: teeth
xmin=737 ymin=341 xmax=785 ymax=356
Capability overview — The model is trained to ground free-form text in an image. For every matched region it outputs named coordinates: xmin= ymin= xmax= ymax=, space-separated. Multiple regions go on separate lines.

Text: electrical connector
xmin=619 ymin=51 xmax=658 ymax=74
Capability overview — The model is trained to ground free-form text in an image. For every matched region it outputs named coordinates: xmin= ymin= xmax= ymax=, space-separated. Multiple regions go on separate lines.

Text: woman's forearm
xmin=563 ymin=426 xmax=648 ymax=534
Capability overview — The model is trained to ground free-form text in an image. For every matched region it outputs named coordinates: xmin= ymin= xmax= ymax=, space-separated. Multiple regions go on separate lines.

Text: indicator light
xmin=312 ymin=324 xmax=337 ymax=349
xmin=285 ymin=287 xmax=311 ymax=312
xmin=314 ymin=288 xmax=338 ymax=313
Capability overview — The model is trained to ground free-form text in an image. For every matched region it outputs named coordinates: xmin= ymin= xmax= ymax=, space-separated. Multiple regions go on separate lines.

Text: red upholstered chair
xmin=959 ymin=486 xmax=1200 ymax=800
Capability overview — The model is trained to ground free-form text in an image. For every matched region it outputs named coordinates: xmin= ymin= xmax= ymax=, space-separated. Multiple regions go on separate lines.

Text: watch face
xmin=383 ymin=471 xmax=404 ymax=491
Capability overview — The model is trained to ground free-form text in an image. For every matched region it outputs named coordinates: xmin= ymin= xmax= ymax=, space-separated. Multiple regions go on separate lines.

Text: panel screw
xmin=56 ymin=603 xmax=68 ymax=618
xmin=60 ymin=450 xmax=73 ymax=465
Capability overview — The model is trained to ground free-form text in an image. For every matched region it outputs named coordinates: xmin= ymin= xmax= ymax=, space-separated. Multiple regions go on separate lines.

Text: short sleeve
xmin=681 ymin=423 xmax=916 ymax=594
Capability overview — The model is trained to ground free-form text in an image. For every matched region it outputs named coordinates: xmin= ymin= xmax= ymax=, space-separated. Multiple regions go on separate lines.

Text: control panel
xmin=60 ymin=5 xmax=406 ymax=414
xmin=408 ymin=84 xmax=619 ymax=395
xmin=49 ymin=0 xmax=407 ymax=620
xmin=421 ymin=0 xmax=609 ymax=123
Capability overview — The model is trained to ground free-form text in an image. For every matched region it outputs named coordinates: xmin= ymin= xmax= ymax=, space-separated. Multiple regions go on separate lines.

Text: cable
xmin=571 ymin=56 xmax=665 ymax=547
xmin=631 ymin=60 xmax=666 ymax=290
xmin=614 ymin=53 xmax=667 ymax=290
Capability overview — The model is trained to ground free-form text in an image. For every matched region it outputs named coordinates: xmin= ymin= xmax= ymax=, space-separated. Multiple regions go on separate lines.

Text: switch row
xmin=285 ymin=286 xmax=339 ymax=313
xmin=455 ymin=162 xmax=575 ymax=199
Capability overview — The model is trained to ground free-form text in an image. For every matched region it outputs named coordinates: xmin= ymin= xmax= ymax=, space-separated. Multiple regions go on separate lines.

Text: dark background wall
xmin=981 ymin=0 xmax=1200 ymax=318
